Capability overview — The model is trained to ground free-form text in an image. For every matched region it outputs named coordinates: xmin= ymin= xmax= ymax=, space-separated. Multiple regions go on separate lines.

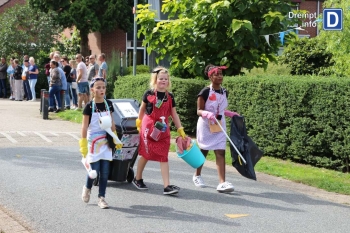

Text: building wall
xmin=101 ymin=28 xmax=126 ymax=60
xmin=298 ymin=0 xmax=324 ymax=38
xmin=0 ymin=0 xmax=24 ymax=13
xmin=89 ymin=32 xmax=101 ymax=57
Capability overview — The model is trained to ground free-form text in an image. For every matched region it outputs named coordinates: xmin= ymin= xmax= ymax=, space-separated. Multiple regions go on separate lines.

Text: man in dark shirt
xmin=0 ymin=57 xmax=8 ymax=98
xmin=61 ymin=56 xmax=72 ymax=109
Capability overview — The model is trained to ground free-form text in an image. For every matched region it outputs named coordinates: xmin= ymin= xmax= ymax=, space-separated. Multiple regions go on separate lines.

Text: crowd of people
xmin=0 ymin=51 xmax=108 ymax=113
xmin=0 ymin=55 xmax=39 ymax=101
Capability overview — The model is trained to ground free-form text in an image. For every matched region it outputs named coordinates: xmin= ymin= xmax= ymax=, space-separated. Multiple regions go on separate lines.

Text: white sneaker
xmin=98 ymin=197 xmax=109 ymax=209
xmin=217 ymin=181 xmax=234 ymax=193
xmin=9 ymin=96 xmax=13 ymax=100
xmin=82 ymin=185 xmax=91 ymax=203
xmin=193 ymin=175 xmax=206 ymax=187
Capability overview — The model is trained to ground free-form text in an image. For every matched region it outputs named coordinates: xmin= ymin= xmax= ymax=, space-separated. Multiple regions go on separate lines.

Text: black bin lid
xmin=109 ymin=99 xmax=140 ymax=134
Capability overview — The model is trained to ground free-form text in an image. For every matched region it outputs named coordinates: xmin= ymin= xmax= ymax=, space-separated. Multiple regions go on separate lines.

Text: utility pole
xmin=133 ymin=0 xmax=137 ymax=76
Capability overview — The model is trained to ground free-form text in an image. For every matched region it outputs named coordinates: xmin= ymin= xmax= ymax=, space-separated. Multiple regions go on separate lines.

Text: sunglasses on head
xmin=152 ymin=69 xmax=168 ymax=74
xmin=90 ymin=77 xmax=105 ymax=87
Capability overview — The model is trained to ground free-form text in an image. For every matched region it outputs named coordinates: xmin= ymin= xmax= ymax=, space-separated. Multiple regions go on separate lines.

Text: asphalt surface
xmin=0 ymin=99 xmax=350 ymax=233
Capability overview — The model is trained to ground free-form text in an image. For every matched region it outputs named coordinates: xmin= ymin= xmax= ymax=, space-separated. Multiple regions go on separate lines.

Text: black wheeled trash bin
xmin=94 ymin=99 xmax=140 ymax=186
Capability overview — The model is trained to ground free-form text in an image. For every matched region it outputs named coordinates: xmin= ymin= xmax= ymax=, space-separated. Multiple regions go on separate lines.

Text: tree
xmin=317 ymin=0 xmax=350 ymax=77
xmin=29 ymin=0 xmax=136 ymax=55
xmin=137 ymin=0 xmax=292 ymax=77
xmin=0 ymin=3 xmax=62 ymax=57
xmin=55 ymin=28 xmax=81 ymax=59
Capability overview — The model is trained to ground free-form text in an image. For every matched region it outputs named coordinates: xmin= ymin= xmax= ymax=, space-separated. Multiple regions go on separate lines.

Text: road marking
xmin=225 ymin=214 xmax=249 ymax=219
xmin=50 ymin=132 xmax=59 ymax=136
xmin=17 ymin=131 xmax=26 ymax=136
xmin=33 ymin=132 xmax=52 ymax=142
xmin=66 ymin=133 xmax=80 ymax=140
xmin=0 ymin=132 xmax=17 ymax=143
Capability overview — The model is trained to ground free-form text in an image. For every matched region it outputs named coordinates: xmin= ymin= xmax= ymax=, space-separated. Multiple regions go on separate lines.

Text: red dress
xmin=139 ymin=92 xmax=172 ymax=162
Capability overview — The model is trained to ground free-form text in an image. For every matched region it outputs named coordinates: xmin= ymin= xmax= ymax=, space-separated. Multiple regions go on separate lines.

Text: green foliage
xmin=126 ymin=65 xmax=150 ymax=75
xmin=55 ymin=28 xmax=81 ymax=59
xmin=0 ymin=3 xmax=62 ymax=57
xmin=242 ymin=62 xmax=291 ymax=76
xmin=255 ymin=156 xmax=350 ymax=195
xmin=317 ymin=0 xmax=350 ymax=76
xmin=114 ymin=74 xmax=350 ymax=172
xmin=136 ymin=0 xmax=292 ymax=78
xmin=105 ymin=50 xmax=126 ymax=99
xmin=113 ymin=75 xmax=205 ymax=133
xmin=29 ymin=0 xmax=135 ymax=54
xmin=280 ymin=38 xmax=334 ymax=75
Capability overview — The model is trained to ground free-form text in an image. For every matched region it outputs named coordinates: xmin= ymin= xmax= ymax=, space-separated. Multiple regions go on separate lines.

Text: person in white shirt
xmin=75 ymin=54 xmax=89 ymax=110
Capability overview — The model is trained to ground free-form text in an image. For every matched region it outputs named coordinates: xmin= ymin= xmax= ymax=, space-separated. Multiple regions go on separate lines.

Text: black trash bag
xmin=229 ymin=116 xmax=263 ymax=180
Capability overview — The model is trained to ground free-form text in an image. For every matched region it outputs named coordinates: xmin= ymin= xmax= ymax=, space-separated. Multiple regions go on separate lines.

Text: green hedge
xmin=113 ymin=75 xmax=204 ymax=133
xmin=113 ymin=74 xmax=350 ymax=172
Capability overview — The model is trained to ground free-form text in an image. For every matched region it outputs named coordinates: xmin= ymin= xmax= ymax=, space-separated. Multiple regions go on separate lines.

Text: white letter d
xmin=327 ymin=12 xmax=339 ymax=27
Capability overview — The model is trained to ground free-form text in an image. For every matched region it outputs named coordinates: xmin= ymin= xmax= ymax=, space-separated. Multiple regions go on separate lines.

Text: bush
xmin=113 ymin=74 xmax=204 ymax=133
xmin=280 ymin=38 xmax=334 ymax=75
xmin=242 ymin=62 xmax=291 ymax=76
xmin=126 ymin=65 xmax=150 ymax=75
xmin=113 ymin=74 xmax=350 ymax=172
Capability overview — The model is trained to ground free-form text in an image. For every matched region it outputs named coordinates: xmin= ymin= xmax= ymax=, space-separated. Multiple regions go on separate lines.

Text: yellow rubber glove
xmin=177 ymin=127 xmax=186 ymax=139
xmin=136 ymin=118 xmax=142 ymax=132
xmin=79 ymin=138 xmax=88 ymax=158
xmin=113 ymin=131 xmax=123 ymax=149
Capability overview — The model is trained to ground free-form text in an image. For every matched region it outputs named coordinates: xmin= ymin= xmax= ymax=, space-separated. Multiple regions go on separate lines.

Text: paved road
xmin=0 ymin=100 xmax=350 ymax=233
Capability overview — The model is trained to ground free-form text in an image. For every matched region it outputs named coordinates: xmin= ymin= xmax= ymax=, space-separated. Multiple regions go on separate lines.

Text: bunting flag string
xmin=261 ymin=27 xmax=305 ymax=46
xmin=264 ymin=35 xmax=270 ymax=46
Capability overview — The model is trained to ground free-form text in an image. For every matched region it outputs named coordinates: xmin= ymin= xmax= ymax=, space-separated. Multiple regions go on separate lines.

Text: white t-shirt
xmin=77 ymin=61 xmax=88 ymax=82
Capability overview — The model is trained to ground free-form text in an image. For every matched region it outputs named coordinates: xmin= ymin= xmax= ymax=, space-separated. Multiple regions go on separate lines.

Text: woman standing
xmin=7 ymin=57 xmax=15 ymax=100
xmin=69 ymin=60 xmax=78 ymax=109
xmin=13 ymin=59 xmax=23 ymax=101
xmin=28 ymin=57 xmax=39 ymax=101
xmin=48 ymin=61 xmax=62 ymax=113
xmin=194 ymin=64 xmax=239 ymax=193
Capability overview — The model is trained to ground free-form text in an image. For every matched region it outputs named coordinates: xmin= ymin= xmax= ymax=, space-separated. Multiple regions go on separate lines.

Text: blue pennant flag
xmin=279 ymin=32 xmax=285 ymax=45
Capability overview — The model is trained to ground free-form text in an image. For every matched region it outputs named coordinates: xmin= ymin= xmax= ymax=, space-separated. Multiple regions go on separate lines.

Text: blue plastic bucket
xmin=177 ymin=140 xmax=205 ymax=168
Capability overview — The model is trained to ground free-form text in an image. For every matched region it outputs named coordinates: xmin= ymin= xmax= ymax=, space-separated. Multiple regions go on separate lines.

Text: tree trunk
xmin=80 ymin=31 xmax=89 ymax=56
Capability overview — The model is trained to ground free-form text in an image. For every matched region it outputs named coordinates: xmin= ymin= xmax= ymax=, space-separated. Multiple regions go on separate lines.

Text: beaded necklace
xmin=154 ymin=90 xmax=168 ymax=108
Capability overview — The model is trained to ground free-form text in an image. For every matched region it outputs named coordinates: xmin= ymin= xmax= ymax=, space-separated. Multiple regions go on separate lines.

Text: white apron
xmin=197 ymin=85 xmax=228 ymax=150
xmin=87 ymin=100 xmax=113 ymax=163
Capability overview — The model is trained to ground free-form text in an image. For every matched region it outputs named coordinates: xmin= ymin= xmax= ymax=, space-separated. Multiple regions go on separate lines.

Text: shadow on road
xmin=109 ymin=204 xmax=240 ymax=226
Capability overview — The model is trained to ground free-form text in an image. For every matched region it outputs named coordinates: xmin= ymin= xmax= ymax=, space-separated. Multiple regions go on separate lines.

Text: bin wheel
xmin=127 ymin=167 xmax=134 ymax=183
xmin=93 ymin=174 xmax=99 ymax=186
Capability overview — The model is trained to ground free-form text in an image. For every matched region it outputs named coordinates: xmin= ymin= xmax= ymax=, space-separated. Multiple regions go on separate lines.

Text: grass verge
xmin=57 ymin=109 xmax=350 ymax=195
xmin=170 ymin=141 xmax=350 ymax=195
xmin=56 ymin=108 xmax=83 ymax=124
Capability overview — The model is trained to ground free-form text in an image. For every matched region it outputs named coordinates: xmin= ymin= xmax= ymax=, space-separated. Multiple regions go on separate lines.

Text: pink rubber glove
xmin=201 ymin=111 xmax=216 ymax=121
xmin=224 ymin=110 xmax=240 ymax=118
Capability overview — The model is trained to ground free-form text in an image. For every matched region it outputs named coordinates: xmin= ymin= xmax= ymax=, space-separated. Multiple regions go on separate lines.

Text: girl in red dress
xmin=132 ymin=66 xmax=186 ymax=195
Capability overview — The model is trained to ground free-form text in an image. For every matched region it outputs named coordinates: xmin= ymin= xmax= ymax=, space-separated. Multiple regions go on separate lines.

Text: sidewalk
xmin=0 ymin=98 xmax=80 ymax=233
xmin=0 ymin=207 xmax=31 ymax=233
